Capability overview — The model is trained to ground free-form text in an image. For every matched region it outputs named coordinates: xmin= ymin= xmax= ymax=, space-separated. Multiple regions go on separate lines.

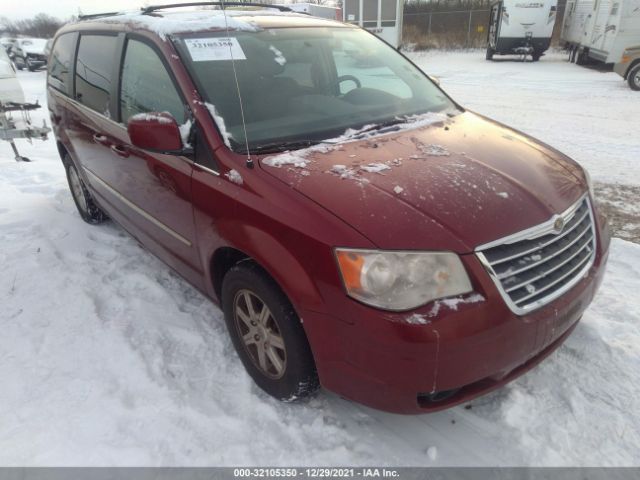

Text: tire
xmin=221 ymin=262 xmax=320 ymax=402
xmin=27 ymin=59 xmax=37 ymax=72
xmin=15 ymin=57 xmax=24 ymax=70
xmin=486 ymin=47 xmax=494 ymax=61
xmin=627 ymin=64 xmax=640 ymax=91
xmin=64 ymin=157 xmax=108 ymax=224
xmin=576 ymin=49 xmax=588 ymax=66
xmin=531 ymin=51 xmax=542 ymax=62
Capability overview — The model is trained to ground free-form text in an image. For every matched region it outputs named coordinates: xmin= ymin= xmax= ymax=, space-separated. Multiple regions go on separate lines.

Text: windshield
xmin=174 ymin=27 xmax=458 ymax=152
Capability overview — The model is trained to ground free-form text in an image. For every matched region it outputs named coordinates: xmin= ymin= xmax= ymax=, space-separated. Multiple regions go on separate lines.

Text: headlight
xmin=584 ymin=168 xmax=595 ymax=199
xmin=335 ymin=249 xmax=472 ymax=311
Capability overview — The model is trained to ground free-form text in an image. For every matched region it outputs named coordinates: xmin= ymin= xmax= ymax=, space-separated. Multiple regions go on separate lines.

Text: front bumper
xmin=614 ymin=61 xmax=631 ymax=79
xmin=25 ymin=55 xmax=47 ymax=69
xmin=302 ymin=208 xmax=610 ymax=414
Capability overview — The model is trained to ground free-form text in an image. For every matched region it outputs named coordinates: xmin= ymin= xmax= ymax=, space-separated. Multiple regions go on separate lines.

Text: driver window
xmin=120 ymin=39 xmax=186 ymax=125
xmin=331 ymin=39 xmax=412 ymax=98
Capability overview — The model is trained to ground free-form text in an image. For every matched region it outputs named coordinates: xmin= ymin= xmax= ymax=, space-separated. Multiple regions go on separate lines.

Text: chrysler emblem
xmin=553 ymin=217 xmax=565 ymax=233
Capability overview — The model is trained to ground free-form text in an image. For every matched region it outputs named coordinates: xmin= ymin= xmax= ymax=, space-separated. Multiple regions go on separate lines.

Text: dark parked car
xmin=47 ymin=5 xmax=610 ymax=414
xmin=12 ymin=38 xmax=48 ymax=71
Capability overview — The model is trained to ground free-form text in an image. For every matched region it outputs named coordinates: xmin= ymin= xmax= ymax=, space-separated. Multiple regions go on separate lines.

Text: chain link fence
xmin=402 ymin=5 xmax=566 ymax=50
xmin=403 ymin=9 xmax=490 ymax=49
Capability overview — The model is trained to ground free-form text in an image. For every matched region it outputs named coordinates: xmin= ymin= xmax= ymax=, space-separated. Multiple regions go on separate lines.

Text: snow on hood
xmin=260 ymin=112 xmax=587 ymax=252
xmin=19 ymin=39 xmax=47 ymax=55
xmin=95 ymin=10 xmax=305 ymax=40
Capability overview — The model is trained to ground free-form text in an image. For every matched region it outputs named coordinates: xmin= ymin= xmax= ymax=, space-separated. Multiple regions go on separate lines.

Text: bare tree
xmin=0 ymin=13 xmax=64 ymax=38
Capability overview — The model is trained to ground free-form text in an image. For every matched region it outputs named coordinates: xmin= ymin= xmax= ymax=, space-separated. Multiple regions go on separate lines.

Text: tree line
xmin=0 ymin=13 xmax=67 ymax=39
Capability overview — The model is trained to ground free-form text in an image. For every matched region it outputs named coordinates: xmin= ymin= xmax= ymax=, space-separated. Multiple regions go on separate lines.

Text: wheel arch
xmin=624 ymin=58 xmax=640 ymax=80
xmin=206 ymin=226 xmax=326 ymax=314
xmin=56 ymin=140 xmax=71 ymax=165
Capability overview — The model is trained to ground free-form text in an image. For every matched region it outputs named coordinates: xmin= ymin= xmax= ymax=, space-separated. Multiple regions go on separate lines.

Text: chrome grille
xmin=476 ymin=195 xmax=596 ymax=314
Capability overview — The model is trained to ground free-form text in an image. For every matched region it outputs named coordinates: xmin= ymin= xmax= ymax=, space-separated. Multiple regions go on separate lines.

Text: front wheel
xmin=65 ymin=157 xmax=108 ymax=224
xmin=627 ymin=64 xmax=640 ymax=91
xmin=222 ymin=262 xmax=319 ymax=402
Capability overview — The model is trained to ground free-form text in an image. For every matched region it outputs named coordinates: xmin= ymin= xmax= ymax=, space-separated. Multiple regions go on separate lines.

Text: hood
xmin=20 ymin=40 xmax=47 ymax=55
xmin=260 ymin=112 xmax=587 ymax=253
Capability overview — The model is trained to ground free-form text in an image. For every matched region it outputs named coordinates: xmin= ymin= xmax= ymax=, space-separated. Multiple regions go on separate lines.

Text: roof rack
xmin=77 ymin=12 xmax=122 ymax=21
xmin=141 ymin=2 xmax=292 ymax=15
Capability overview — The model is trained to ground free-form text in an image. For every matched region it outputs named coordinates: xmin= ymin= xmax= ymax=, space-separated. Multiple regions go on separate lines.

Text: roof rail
xmin=77 ymin=11 xmax=122 ymax=21
xmin=141 ymin=2 xmax=292 ymax=15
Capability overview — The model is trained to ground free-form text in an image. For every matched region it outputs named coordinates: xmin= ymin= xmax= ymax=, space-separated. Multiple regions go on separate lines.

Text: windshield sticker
xmin=184 ymin=38 xmax=247 ymax=62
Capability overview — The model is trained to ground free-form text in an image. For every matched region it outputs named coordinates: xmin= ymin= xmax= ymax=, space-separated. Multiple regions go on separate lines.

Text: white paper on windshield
xmin=185 ymin=37 xmax=247 ymax=62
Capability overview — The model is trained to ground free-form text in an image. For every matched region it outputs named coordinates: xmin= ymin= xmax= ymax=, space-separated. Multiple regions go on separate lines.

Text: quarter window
xmin=48 ymin=33 xmax=76 ymax=96
xmin=119 ymin=39 xmax=186 ymax=125
xmin=75 ymin=35 xmax=118 ymax=116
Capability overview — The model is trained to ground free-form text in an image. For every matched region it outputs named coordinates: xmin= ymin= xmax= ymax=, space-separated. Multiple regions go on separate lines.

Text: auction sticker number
xmin=185 ymin=37 xmax=247 ymax=61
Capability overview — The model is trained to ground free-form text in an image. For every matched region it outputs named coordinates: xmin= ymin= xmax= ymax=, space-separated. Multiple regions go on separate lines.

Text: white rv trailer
xmin=342 ymin=0 xmax=404 ymax=48
xmin=561 ymin=0 xmax=595 ymax=50
xmin=0 ymin=47 xmax=24 ymax=104
xmin=487 ymin=0 xmax=559 ymax=61
xmin=566 ymin=0 xmax=640 ymax=64
xmin=276 ymin=3 xmax=342 ymax=21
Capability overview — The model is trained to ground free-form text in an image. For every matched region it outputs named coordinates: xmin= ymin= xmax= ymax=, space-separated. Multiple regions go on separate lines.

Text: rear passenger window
xmin=48 ymin=33 xmax=76 ymax=96
xmin=75 ymin=35 xmax=118 ymax=116
xmin=120 ymin=39 xmax=186 ymax=125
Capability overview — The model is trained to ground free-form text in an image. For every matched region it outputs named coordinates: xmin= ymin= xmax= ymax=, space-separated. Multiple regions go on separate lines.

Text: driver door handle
xmin=110 ymin=145 xmax=130 ymax=158
xmin=93 ymin=133 xmax=108 ymax=145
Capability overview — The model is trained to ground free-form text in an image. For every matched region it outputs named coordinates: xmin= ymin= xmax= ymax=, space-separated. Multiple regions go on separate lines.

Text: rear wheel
xmin=65 ymin=157 xmax=108 ymax=224
xmin=627 ymin=64 xmax=640 ymax=91
xmin=531 ymin=51 xmax=542 ymax=62
xmin=222 ymin=262 xmax=319 ymax=402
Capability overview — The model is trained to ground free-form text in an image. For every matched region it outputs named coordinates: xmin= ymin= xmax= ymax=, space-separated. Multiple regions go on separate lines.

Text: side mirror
xmin=428 ymin=75 xmax=441 ymax=86
xmin=127 ymin=112 xmax=184 ymax=154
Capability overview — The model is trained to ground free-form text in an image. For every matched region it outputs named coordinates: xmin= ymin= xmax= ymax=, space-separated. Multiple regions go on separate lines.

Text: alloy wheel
xmin=233 ymin=289 xmax=287 ymax=379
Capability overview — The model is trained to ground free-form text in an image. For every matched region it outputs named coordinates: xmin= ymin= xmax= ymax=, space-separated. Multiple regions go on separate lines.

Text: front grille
xmin=476 ymin=196 xmax=596 ymax=314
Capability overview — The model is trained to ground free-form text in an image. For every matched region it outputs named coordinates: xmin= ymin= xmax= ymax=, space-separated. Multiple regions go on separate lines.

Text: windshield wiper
xmin=350 ymin=118 xmax=409 ymax=138
xmin=239 ymin=140 xmax=327 ymax=155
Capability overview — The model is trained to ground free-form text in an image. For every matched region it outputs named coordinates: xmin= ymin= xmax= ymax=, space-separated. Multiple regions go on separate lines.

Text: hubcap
xmin=233 ymin=289 xmax=286 ymax=379
xmin=634 ymin=72 xmax=640 ymax=89
xmin=68 ymin=166 xmax=88 ymax=213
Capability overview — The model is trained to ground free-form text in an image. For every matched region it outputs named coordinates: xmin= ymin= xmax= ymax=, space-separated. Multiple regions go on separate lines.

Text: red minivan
xmin=47 ymin=4 xmax=610 ymax=414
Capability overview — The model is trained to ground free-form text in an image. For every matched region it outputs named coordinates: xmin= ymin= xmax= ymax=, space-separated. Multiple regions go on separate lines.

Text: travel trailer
xmin=486 ymin=0 xmax=559 ymax=61
xmin=0 ymin=47 xmax=24 ymax=103
xmin=562 ymin=0 xmax=640 ymax=64
xmin=342 ymin=0 xmax=404 ymax=48
xmin=275 ymin=3 xmax=341 ymax=20
xmin=561 ymin=0 xmax=595 ymax=55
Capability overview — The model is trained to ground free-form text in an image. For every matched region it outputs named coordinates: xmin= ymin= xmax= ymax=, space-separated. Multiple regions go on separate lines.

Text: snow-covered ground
xmin=1 ymin=52 xmax=639 ymax=466
xmin=412 ymin=50 xmax=640 ymax=186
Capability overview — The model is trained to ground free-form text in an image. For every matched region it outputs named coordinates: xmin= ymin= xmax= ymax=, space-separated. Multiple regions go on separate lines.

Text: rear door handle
xmin=110 ymin=145 xmax=130 ymax=158
xmin=93 ymin=133 xmax=108 ymax=145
